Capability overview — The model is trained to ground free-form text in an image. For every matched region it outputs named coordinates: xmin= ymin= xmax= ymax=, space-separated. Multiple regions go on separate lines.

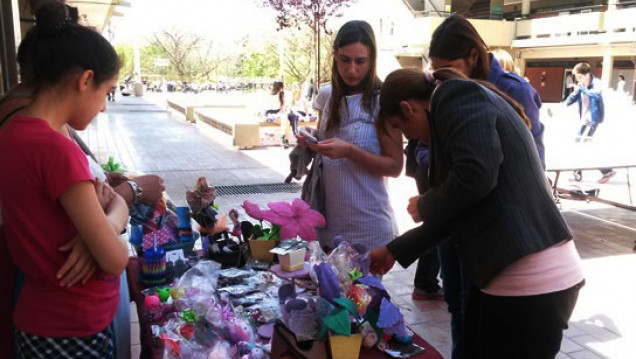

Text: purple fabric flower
xmin=315 ymin=263 xmax=341 ymax=304
xmin=261 ymin=199 xmax=326 ymax=241
xmin=242 ymin=200 xmax=264 ymax=221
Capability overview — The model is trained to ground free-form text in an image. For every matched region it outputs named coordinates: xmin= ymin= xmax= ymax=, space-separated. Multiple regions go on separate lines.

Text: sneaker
xmin=598 ymin=170 xmax=617 ymax=184
xmin=412 ymin=288 xmax=444 ymax=301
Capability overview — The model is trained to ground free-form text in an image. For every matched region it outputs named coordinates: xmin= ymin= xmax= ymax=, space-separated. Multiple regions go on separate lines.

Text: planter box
xmin=277 ymin=247 xmax=306 ymax=272
xmin=329 ymin=333 xmax=362 ymax=359
xmin=249 ymin=238 xmax=277 ymax=262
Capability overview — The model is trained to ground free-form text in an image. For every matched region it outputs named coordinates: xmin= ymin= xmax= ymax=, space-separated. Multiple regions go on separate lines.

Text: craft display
xmin=131 ymin=189 xmax=430 ymax=359
xmin=243 ymin=199 xmax=325 ymax=269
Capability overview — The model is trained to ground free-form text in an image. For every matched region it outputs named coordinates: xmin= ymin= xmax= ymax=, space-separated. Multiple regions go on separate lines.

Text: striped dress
xmin=313 ymin=85 xmax=397 ymax=250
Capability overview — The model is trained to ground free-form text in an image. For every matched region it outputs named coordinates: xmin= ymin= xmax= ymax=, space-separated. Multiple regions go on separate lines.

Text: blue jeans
xmin=111 ymin=270 xmax=131 ymax=359
xmin=438 ymin=241 xmax=471 ymax=359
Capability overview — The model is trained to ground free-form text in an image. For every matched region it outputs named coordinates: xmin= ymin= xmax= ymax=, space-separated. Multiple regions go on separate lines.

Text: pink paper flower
xmin=242 ymin=200 xmax=265 ymax=221
xmin=261 ymin=199 xmax=326 ymax=241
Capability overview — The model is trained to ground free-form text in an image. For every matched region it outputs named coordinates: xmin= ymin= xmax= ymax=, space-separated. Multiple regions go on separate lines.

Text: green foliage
xmin=242 ymin=51 xmax=279 ymax=79
xmin=101 ymin=156 xmax=125 ymax=174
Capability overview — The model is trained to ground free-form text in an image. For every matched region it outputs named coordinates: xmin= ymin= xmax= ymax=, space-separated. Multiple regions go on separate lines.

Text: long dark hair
xmin=1 ymin=4 xmax=85 ymax=125
xmin=429 ymin=14 xmax=490 ymax=80
xmin=16 ymin=2 xmax=120 ymax=91
xmin=378 ymin=68 xmax=530 ymax=131
xmin=326 ymin=20 xmax=381 ymax=134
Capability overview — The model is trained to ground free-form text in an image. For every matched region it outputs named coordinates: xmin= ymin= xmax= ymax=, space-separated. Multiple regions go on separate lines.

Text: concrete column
xmin=601 ymin=51 xmax=613 ymax=90
xmin=521 ymin=0 xmax=531 ymax=17
xmin=0 ymin=0 xmax=18 ymax=92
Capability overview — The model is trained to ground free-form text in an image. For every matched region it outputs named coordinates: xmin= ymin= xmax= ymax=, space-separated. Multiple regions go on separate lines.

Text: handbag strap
xmin=0 ymin=105 xmax=27 ymax=126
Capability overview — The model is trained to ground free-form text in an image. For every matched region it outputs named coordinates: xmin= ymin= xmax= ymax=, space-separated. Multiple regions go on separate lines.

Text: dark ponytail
xmin=378 ymin=68 xmax=530 ymax=133
xmin=17 ymin=2 xmax=120 ymax=89
xmin=429 ymin=14 xmax=490 ymax=80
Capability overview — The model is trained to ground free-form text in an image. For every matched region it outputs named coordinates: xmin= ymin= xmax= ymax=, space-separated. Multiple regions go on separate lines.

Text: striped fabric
xmin=313 ymin=85 xmax=397 ymax=250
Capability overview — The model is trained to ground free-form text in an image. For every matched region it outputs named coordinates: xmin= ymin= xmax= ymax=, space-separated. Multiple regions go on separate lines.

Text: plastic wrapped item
xmin=348 ymin=283 xmax=372 ymax=317
xmin=218 ymin=268 xmax=253 ymax=287
xmin=206 ymin=340 xmax=231 ymax=359
xmin=308 ymin=241 xmax=328 ymax=285
xmin=176 ymin=260 xmax=222 ymax=297
xmin=230 ymin=292 xmax=269 ymax=308
xmin=255 ymin=298 xmax=282 ymax=324
xmin=279 ymin=296 xmax=320 ymax=340
xmin=327 ymin=241 xmax=356 ymax=285
xmin=217 ymin=283 xmax=258 ymax=297
xmin=227 ymin=316 xmax=255 ymax=345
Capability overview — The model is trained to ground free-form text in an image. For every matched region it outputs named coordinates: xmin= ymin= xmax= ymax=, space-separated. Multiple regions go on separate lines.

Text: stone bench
xmin=167 ymin=99 xmax=317 ymax=149
xmin=195 ymin=108 xmax=261 ymax=149
xmin=166 ymin=99 xmax=245 ymax=124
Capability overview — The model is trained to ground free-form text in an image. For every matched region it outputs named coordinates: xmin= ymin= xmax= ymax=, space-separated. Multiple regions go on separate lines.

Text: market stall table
xmin=127 ymin=256 xmax=444 ymax=359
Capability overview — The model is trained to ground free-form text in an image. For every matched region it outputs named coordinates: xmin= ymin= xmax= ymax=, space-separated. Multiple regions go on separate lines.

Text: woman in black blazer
xmin=370 ymin=68 xmax=584 ymax=359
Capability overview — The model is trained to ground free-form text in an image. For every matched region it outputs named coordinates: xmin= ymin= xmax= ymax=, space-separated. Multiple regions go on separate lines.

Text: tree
xmin=148 ymin=28 xmax=236 ymax=81
xmin=262 ymin=0 xmax=356 ymax=89
xmin=149 ymin=28 xmax=202 ymax=80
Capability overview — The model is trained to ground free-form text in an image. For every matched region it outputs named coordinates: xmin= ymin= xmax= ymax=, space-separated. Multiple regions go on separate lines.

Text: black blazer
xmin=387 ymin=79 xmax=572 ymax=288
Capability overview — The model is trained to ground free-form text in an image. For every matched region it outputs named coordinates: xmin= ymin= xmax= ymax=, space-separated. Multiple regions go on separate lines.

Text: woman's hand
xmin=369 ymin=246 xmax=396 ymax=275
xmin=407 ymin=195 xmax=422 ymax=223
xmin=312 ymin=138 xmax=353 ymax=159
xmin=56 ymin=235 xmax=97 ymax=287
xmin=95 ymin=179 xmax=116 ymax=210
xmin=106 ymin=172 xmax=128 ymax=187
xmin=295 ymin=127 xmax=318 ymax=148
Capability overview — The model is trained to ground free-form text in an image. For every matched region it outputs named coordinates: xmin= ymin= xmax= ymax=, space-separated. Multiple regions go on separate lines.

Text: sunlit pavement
xmin=84 ymin=91 xmax=636 ymax=358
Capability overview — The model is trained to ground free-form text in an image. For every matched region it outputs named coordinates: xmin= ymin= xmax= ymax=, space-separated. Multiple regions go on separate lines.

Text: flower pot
xmin=328 ymin=333 xmax=362 ymax=359
xmin=277 ymin=247 xmax=306 ymax=272
xmin=249 ymin=238 xmax=277 ymax=262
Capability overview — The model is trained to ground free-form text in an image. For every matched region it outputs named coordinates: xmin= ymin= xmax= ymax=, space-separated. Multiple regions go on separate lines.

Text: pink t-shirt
xmin=0 ymin=116 xmax=119 ymax=337
xmin=483 ymin=240 xmax=584 ymax=297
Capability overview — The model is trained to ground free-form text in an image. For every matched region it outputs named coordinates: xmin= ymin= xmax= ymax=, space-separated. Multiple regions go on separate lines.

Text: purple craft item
xmin=376 ymin=297 xmax=403 ymax=330
xmin=351 ymin=243 xmax=370 ymax=275
xmin=278 ymin=283 xmax=296 ymax=304
xmin=314 ymin=263 xmax=341 ymax=304
xmin=270 ymin=263 xmax=310 ymax=279
xmin=283 ymin=298 xmax=319 ymax=339
xmin=257 ymin=323 xmax=274 ymax=339
xmin=358 ymin=275 xmax=390 ymax=311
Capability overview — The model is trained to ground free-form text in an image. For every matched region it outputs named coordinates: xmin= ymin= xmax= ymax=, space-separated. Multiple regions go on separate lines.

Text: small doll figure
xmin=186 ymin=177 xmax=227 ymax=235
xmin=228 ymin=209 xmax=242 ymax=238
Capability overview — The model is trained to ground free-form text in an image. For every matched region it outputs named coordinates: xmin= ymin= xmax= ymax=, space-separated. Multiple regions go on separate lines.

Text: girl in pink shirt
xmin=0 ymin=3 xmax=128 ymax=358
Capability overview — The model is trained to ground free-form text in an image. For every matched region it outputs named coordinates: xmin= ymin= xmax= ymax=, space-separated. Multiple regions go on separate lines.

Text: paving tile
xmin=130 ymin=302 xmax=139 ymax=323
xmin=561 ymin=337 xmax=585 ymax=353
xmin=556 ymin=352 xmax=573 ymax=359
xmin=564 ymin=323 xmax=587 ymax=338
xmin=130 ymin=320 xmax=140 ymax=345
xmin=568 ymin=349 xmax=608 ymax=359
xmin=131 ymin=344 xmax=141 ymax=359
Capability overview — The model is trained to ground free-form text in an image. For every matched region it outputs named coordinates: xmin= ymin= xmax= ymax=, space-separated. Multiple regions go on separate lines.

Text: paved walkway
xmin=79 ymin=94 xmax=636 ymax=358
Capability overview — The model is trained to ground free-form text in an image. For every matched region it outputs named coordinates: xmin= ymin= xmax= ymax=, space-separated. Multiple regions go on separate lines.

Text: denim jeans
xmin=438 ymin=240 xmax=471 ymax=359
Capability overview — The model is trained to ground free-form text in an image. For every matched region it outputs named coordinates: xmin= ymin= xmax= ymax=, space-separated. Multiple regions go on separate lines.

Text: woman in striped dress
xmin=298 ymin=20 xmax=403 ymax=251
